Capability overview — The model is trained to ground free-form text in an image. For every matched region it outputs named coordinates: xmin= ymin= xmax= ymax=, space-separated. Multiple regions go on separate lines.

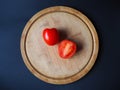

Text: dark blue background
xmin=0 ymin=0 xmax=120 ymax=90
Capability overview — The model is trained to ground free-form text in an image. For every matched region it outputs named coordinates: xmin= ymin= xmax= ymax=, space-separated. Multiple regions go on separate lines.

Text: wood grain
xmin=20 ymin=6 xmax=99 ymax=84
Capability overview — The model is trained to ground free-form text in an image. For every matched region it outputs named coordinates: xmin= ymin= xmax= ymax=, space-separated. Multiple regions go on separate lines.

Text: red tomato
xmin=58 ymin=40 xmax=77 ymax=59
xmin=43 ymin=28 xmax=59 ymax=46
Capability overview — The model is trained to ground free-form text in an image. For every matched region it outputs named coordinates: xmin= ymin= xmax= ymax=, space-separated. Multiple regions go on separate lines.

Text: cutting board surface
xmin=21 ymin=6 xmax=99 ymax=84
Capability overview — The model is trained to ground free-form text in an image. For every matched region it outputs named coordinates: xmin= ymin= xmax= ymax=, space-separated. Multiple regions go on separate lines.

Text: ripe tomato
xmin=58 ymin=40 xmax=77 ymax=59
xmin=43 ymin=28 xmax=59 ymax=46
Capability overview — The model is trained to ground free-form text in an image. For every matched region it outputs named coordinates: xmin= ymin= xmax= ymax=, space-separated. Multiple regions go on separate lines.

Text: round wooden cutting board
xmin=20 ymin=6 xmax=99 ymax=84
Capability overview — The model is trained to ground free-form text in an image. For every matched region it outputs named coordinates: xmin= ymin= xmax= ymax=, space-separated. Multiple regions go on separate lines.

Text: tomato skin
xmin=58 ymin=40 xmax=77 ymax=59
xmin=43 ymin=28 xmax=59 ymax=46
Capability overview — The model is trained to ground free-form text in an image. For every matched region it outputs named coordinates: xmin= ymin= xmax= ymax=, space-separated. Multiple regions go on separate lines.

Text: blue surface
xmin=0 ymin=0 xmax=120 ymax=90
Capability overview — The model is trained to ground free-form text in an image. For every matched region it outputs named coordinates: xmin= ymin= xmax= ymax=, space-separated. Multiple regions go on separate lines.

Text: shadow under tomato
xmin=58 ymin=29 xmax=68 ymax=42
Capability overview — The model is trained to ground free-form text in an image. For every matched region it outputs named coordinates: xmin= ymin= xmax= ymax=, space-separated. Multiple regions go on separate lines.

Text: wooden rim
xmin=20 ymin=6 xmax=99 ymax=84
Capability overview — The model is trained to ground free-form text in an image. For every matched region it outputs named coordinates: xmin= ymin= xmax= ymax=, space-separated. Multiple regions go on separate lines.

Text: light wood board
xmin=20 ymin=6 xmax=99 ymax=84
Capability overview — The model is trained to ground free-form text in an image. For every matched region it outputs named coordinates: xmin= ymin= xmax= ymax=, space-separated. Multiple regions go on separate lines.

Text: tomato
xmin=58 ymin=40 xmax=77 ymax=59
xmin=43 ymin=28 xmax=59 ymax=46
